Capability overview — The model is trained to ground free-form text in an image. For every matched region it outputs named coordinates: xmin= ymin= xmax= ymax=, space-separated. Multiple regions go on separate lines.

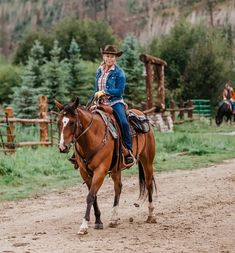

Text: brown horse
xmin=55 ymin=98 xmax=156 ymax=235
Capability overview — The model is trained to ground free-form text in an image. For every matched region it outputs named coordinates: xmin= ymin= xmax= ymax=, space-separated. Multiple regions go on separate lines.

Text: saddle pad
xmin=95 ymin=109 xmax=118 ymax=139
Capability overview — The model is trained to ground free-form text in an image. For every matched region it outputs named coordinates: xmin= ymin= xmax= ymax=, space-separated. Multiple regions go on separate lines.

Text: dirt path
xmin=0 ymin=160 xmax=234 ymax=253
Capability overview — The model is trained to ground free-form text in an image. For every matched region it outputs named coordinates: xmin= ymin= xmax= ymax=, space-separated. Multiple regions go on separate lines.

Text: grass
xmin=0 ymin=119 xmax=235 ymax=201
xmin=0 ymin=147 xmax=80 ymax=201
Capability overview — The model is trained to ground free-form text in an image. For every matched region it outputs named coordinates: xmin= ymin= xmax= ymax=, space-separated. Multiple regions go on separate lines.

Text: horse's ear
xmin=72 ymin=97 xmax=80 ymax=109
xmin=55 ymin=100 xmax=64 ymax=110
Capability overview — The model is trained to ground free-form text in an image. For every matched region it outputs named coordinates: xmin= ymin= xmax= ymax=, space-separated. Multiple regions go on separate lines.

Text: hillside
xmin=0 ymin=0 xmax=234 ymax=56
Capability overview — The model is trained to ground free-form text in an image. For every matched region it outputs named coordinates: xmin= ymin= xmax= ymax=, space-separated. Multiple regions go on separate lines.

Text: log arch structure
xmin=139 ymin=53 xmax=167 ymax=109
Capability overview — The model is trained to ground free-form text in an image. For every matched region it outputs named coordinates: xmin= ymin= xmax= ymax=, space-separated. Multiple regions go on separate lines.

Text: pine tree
xmin=118 ymin=36 xmax=145 ymax=107
xmin=12 ymin=40 xmax=46 ymax=118
xmin=43 ymin=40 xmax=70 ymax=110
xmin=67 ymin=38 xmax=93 ymax=104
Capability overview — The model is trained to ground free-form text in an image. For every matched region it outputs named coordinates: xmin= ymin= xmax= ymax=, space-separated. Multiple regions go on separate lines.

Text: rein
xmin=75 ymin=125 xmax=109 ymax=166
xmin=73 ymin=97 xmax=98 ymax=142
xmin=73 ymin=108 xmax=109 ymax=166
xmin=73 ymin=112 xmax=94 ymax=142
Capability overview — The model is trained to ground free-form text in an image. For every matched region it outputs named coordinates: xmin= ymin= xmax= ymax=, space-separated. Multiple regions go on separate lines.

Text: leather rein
xmin=73 ymin=109 xmax=109 ymax=166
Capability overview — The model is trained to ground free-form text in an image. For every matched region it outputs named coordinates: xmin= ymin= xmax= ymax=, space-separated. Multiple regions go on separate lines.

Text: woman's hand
xmin=95 ymin=91 xmax=105 ymax=99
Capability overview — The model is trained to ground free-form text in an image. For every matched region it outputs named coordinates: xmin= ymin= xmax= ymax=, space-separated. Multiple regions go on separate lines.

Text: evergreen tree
xmin=118 ymin=36 xmax=145 ymax=107
xmin=67 ymin=38 xmax=93 ymax=104
xmin=43 ymin=40 xmax=70 ymax=109
xmin=11 ymin=40 xmax=46 ymax=118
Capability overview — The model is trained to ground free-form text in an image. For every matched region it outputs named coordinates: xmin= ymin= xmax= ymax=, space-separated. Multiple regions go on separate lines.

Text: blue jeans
xmin=112 ymin=103 xmax=132 ymax=151
xmin=229 ymin=100 xmax=235 ymax=113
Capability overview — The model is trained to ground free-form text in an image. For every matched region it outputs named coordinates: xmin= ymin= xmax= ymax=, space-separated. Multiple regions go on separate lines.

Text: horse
xmin=55 ymin=97 xmax=157 ymax=235
xmin=215 ymin=100 xmax=234 ymax=126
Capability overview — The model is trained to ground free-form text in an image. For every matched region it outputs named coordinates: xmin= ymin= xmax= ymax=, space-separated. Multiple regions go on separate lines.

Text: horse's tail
xmin=138 ymin=161 xmax=157 ymax=199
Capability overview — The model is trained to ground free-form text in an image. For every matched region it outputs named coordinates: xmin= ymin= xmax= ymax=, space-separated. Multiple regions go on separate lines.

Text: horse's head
xmin=55 ymin=98 xmax=80 ymax=153
xmin=215 ymin=115 xmax=222 ymax=126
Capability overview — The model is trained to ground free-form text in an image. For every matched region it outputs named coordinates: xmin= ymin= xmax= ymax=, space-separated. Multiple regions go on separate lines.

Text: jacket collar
xmin=98 ymin=62 xmax=116 ymax=72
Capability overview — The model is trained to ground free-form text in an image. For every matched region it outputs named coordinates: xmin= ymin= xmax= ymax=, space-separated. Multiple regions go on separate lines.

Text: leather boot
xmin=68 ymin=153 xmax=79 ymax=169
xmin=124 ymin=150 xmax=135 ymax=166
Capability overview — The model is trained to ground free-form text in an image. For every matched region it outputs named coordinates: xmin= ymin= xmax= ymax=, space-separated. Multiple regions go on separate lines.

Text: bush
xmin=148 ymin=19 xmax=233 ymax=104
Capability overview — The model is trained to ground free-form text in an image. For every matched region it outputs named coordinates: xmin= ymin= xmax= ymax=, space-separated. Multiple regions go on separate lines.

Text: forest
xmin=0 ymin=0 xmax=235 ymax=116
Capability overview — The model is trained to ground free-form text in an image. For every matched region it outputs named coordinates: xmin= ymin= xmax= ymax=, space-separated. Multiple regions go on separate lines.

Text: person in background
xmin=223 ymin=81 xmax=235 ymax=114
xmin=94 ymin=44 xmax=135 ymax=166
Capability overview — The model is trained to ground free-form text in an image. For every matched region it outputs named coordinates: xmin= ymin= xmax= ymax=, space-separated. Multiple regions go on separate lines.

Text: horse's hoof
xmin=109 ymin=220 xmax=119 ymax=228
xmin=94 ymin=223 xmax=103 ymax=229
xmin=146 ymin=216 xmax=157 ymax=223
xmin=77 ymin=228 xmax=88 ymax=235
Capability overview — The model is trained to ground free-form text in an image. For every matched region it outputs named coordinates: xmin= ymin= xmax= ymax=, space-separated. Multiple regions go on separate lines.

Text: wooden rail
xmin=0 ymin=96 xmax=54 ymax=153
xmin=143 ymin=99 xmax=194 ymax=124
xmin=0 ymin=118 xmax=50 ymax=123
xmin=166 ymin=99 xmax=193 ymax=123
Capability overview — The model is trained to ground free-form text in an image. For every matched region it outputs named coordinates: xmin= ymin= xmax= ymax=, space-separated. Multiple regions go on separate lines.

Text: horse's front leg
xmin=78 ymin=168 xmax=106 ymax=235
xmin=109 ymin=170 xmax=122 ymax=227
xmin=93 ymin=195 xmax=103 ymax=229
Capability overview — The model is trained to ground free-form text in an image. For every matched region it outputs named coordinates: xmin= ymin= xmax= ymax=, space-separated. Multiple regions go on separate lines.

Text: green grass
xmin=0 ymin=147 xmax=80 ymax=201
xmin=0 ymin=120 xmax=235 ymax=201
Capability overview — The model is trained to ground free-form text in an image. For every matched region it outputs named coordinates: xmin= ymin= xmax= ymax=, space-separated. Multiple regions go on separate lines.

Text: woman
xmin=94 ymin=45 xmax=134 ymax=166
xmin=223 ymin=81 xmax=235 ymax=114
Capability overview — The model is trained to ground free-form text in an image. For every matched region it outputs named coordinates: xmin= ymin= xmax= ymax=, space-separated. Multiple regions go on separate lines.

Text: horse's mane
xmin=63 ymin=102 xmax=91 ymax=116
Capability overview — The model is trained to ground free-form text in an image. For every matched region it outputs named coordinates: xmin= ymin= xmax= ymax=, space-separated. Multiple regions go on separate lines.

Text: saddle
xmin=95 ymin=104 xmax=150 ymax=135
xmin=223 ymin=100 xmax=233 ymax=112
xmin=92 ymin=104 xmax=150 ymax=170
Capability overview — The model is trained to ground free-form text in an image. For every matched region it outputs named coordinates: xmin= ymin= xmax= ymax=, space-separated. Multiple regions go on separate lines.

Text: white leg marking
xmin=148 ymin=202 xmax=154 ymax=217
xmin=109 ymin=206 xmax=120 ymax=227
xmin=111 ymin=206 xmax=119 ymax=221
xmin=78 ymin=218 xmax=89 ymax=235
xmin=146 ymin=202 xmax=156 ymax=223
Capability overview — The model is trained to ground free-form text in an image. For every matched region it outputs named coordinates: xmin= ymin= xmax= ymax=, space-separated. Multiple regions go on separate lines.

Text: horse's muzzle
xmin=59 ymin=143 xmax=71 ymax=153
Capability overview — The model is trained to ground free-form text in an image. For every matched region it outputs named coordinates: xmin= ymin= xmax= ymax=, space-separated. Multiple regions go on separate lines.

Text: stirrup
xmin=122 ymin=152 xmax=136 ymax=168
xmin=68 ymin=157 xmax=76 ymax=164
xmin=68 ymin=157 xmax=79 ymax=169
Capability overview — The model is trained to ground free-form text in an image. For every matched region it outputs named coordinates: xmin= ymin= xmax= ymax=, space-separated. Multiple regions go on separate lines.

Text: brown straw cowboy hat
xmin=100 ymin=45 xmax=123 ymax=57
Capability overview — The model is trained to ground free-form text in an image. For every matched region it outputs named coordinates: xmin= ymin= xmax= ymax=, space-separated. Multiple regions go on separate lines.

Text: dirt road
xmin=0 ymin=160 xmax=234 ymax=253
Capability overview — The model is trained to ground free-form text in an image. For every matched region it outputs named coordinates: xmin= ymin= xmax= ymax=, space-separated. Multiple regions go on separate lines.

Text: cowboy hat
xmin=100 ymin=45 xmax=123 ymax=57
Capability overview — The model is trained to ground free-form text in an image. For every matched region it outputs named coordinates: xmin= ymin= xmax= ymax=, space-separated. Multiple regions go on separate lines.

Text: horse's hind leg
xmin=109 ymin=170 xmax=122 ymax=227
xmin=139 ymin=158 xmax=157 ymax=223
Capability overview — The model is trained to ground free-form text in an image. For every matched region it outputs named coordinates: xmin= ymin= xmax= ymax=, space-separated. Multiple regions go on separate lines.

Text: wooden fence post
xmin=5 ymin=107 xmax=15 ymax=152
xmin=188 ymin=100 xmax=193 ymax=119
xmin=157 ymin=65 xmax=165 ymax=108
xmin=39 ymin=96 xmax=49 ymax=146
xmin=170 ymin=100 xmax=175 ymax=122
xmin=179 ymin=99 xmax=184 ymax=119
xmin=146 ymin=61 xmax=153 ymax=109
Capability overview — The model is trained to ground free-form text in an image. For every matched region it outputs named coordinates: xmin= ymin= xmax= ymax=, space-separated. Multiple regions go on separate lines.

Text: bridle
xmin=73 ymin=109 xmax=94 ymax=142
xmin=61 ymin=107 xmax=109 ymax=167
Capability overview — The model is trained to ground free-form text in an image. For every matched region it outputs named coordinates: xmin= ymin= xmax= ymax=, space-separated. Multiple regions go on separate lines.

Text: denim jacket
xmin=95 ymin=64 xmax=126 ymax=103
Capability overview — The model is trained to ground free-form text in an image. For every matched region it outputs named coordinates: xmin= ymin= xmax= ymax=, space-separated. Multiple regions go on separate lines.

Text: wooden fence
xmin=166 ymin=99 xmax=194 ymax=124
xmin=0 ymin=96 xmax=55 ymax=153
xmin=143 ymin=99 xmax=194 ymax=124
